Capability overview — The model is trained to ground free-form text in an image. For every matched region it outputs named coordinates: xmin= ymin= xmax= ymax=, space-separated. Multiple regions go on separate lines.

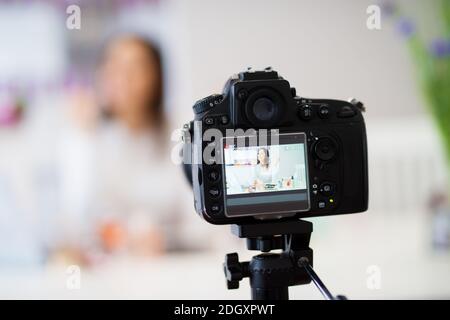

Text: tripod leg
xmin=298 ymin=257 xmax=338 ymax=300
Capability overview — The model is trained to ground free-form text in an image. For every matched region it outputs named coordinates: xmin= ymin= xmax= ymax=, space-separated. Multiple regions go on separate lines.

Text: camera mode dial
xmin=193 ymin=94 xmax=223 ymax=114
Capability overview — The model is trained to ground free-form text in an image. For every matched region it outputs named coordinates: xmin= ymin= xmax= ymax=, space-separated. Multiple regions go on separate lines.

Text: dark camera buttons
xmin=298 ymin=105 xmax=313 ymax=120
xmin=210 ymin=203 xmax=222 ymax=215
xmin=338 ymin=105 xmax=356 ymax=118
xmin=318 ymin=105 xmax=330 ymax=119
xmin=319 ymin=182 xmax=335 ymax=196
xmin=312 ymin=183 xmax=318 ymax=196
xmin=207 ymin=170 xmax=220 ymax=183
xmin=220 ymin=115 xmax=229 ymax=125
xmin=208 ymin=187 xmax=221 ymax=198
xmin=318 ymin=201 xmax=326 ymax=209
xmin=204 ymin=117 xmax=215 ymax=126
xmin=314 ymin=138 xmax=337 ymax=161
xmin=238 ymin=89 xmax=248 ymax=100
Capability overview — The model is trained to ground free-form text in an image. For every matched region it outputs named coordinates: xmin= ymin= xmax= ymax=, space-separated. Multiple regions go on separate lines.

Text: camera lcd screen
xmin=222 ymin=132 xmax=310 ymax=217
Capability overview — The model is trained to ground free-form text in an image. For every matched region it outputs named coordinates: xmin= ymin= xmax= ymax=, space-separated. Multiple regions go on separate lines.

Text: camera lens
xmin=252 ymin=97 xmax=278 ymax=122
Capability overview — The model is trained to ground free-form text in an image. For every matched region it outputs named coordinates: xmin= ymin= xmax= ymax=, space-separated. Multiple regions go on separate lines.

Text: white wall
xmin=166 ymin=0 xmax=448 ymax=213
xmin=0 ymin=3 xmax=66 ymax=83
xmin=170 ymin=0 xmax=432 ymax=127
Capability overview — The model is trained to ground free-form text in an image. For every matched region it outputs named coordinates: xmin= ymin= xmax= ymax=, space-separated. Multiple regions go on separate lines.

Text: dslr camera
xmin=183 ymin=68 xmax=368 ymax=225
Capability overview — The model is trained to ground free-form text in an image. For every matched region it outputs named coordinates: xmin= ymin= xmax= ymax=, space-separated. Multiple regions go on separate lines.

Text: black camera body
xmin=184 ymin=69 xmax=368 ymax=225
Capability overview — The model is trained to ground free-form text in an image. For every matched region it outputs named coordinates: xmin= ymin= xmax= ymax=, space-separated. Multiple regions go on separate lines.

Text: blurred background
xmin=0 ymin=0 xmax=449 ymax=299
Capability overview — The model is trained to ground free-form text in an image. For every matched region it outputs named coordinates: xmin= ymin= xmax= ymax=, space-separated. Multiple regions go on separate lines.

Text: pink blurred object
xmin=0 ymin=102 xmax=23 ymax=127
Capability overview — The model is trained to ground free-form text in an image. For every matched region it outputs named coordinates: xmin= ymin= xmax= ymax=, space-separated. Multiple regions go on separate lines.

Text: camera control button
xmin=208 ymin=187 xmax=221 ymax=198
xmin=290 ymin=87 xmax=297 ymax=97
xmin=207 ymin=170 xmax=220 ymax=182
xmin=314 ymin=138 xmax=337 ymax=161
xmin=349 ymin=98 xmax=365 ymax=112
xmin=298 ymin=105 xmax=313 ymax=120
xmin=204 ymin=117 xmax=214 ymax=126
xmin=318 ymin=201 xmax=326 ymax=209
xmin=318 ymin=105 xmax=330 ymax=119
xmin=338 ymin=105 xmax=356 ymax=118
xmin=210 ymin=203 xmax=222 ymax=214
xmin=220 ymin=115 xmax=229 ymax=125
xmin=320 ymin=182 xmax=335 ymax=196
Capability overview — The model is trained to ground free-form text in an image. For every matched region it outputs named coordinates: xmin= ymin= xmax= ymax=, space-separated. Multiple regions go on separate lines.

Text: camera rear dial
xmin=314 ymin=137 xmax=338 ymax=161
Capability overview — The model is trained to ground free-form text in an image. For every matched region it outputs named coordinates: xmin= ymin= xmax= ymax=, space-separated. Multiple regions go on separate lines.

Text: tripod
xmin=223 ymin=219 xmax=346 ymax=300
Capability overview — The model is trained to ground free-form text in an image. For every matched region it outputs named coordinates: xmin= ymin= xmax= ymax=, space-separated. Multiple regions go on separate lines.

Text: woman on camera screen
xmin=250 ymin=147 xmax=276 ymax=192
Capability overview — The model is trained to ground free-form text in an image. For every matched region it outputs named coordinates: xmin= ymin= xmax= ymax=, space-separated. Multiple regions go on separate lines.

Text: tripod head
xmin=223 ymin=219 xmax=345 ymax=300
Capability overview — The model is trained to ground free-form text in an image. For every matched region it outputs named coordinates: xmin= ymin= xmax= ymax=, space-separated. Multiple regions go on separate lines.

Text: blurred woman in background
xmin=59 ymin=34 xmax=184 ymax=261
xmin=97 ymin=35 xmax=165 ymax=136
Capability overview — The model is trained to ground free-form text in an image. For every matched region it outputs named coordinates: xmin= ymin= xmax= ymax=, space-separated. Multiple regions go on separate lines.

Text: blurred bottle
xmin=429 ymin=193 xmax=450 ymax=251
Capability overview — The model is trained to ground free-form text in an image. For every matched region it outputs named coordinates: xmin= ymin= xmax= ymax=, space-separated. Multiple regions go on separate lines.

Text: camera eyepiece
xmin=252 ymin=97 xmax=277 ymax=122
xmin=244 ymin=88 xmax=284 ymax=127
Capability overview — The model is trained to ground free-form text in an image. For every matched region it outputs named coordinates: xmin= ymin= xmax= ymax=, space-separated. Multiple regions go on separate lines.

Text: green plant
xmin=386 ymin=1 xmax=450 ymax=169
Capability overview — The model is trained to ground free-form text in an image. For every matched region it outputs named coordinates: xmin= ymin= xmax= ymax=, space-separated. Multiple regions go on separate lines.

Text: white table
xmin=1 ymin=212 xmax=449 ymax=299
